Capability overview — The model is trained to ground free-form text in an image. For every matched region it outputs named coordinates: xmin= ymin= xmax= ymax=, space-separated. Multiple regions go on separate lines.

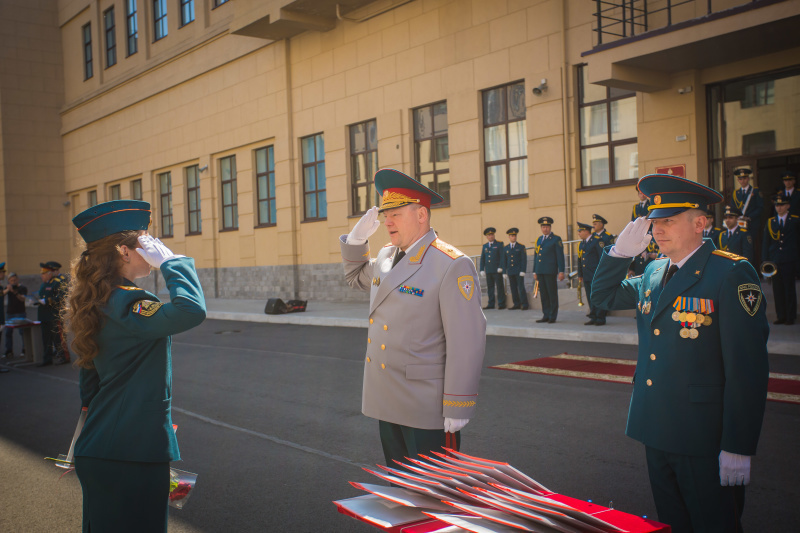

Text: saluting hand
xmin=136 ymin=235 xmax=184 ymax=268
xmin=612 ymin=217 xmax=652 ymax=258
xmin=347 ymin=206 xmax=380 ymax=245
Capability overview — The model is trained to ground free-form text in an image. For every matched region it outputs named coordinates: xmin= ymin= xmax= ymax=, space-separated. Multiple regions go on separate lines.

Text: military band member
xmin=503 ymin=228 xmax=529 ymax=310
xmin=702 ymin=210 xmax=721 ymax=243
xmin=629 ymin=238 xmax=660 ymax=278
xmin=729 ymin=166 xmax=763 ymax=234
xmin=340 ymin=168 xmax=487 ymax=466
xmin=592 ymin=174 xmax=769 ymax=533
xmin=720 ymin=206 xmax=753 ymax=263
xmin=632 ymin=190 xmax=650 ymax=221
xmin=762 ymin=193 xmax=799 ymax=325
xmin=780 ymin=170 xmax=800 ymax=216
xmin=587 ymin=214 xmax=615 ymax=325
xmin=533 ymin=217 xmax=565 ymax=323
xmin=37 ymin=261 xmax=70 ymax=366
xmin=480 ymin=227 xmax=506 ymax=309
xmin=576 ymin=222 xmax=596 ymax=321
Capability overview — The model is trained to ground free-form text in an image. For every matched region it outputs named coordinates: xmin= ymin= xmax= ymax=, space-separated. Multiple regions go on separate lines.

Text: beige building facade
xmin=1 ymin=0 xmax=798 ymax=299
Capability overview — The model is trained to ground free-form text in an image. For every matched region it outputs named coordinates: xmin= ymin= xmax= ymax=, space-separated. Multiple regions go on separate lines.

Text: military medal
xmin=672 ymin=297 xmax=715 ymax=339
xmin=672 ymin=311 xmax=680 ymax=321
xmin=678 ymin=311 xmax=687 ymax=322
xmin=686 ymin=312 xmax=697 ymax=323
xmin=689 ymin=328 xmax=699 ymax=339
xmin=680 ymin=328 xmax=690 ymax=338
xmin=703 ymin=316 xmax=712 ymax=326
xmin=695 ymin=314 xmax=705 ymax=326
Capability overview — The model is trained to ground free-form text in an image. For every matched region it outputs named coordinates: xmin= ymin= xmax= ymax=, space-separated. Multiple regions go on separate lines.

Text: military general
xmin=592 ymin=174 xmax=769 ymax=533
xmin=502 ymin=228 xmax=529 ymax=310
xmin=340 ymin=168 xmax=487 ymax=466
xmin=532 ymin=217 xmax=565 ymax=323
xmin=480 ymin=227 xmax=506 ymax=309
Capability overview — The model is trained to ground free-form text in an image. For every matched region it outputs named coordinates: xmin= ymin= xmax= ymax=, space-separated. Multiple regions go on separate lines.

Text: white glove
xmin=136 ymin=235 xmax=184 ymax=269
xmin=347 ymin=206 xmax=380 ymax=245
xmin=480 ymin=271 xmax=486 ymax=277
xmin=444 ymin=418 xmax=469 ymax=433
xmin=610 ymin=217 xmax=652 ymax=258
xmin=719 ymin=450 xmax=751 ymax=486
xmin=38 ymin=298 xmax=46 ymax=305
xmin=497 ymin=268 xmax=503 ymax=273
xmin=520 ymin=272 xmax=525 ymax=278
xmin=503 ymin=274 xmax=508 ymax=281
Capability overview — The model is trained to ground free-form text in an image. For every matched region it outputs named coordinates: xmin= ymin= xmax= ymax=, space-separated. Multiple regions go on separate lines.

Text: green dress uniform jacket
xmin=703 ymin=227 xmax=722 ymax=244
xmin=75 ymin=257 xmax=206 ymax=462
xmin=340 ymin=229 xmax=487 ymax=430
xmin=37 ymin=273 xmax=68 ymax=322
xmin=729 ymin=186 xmax=763 ymax=230
xmin=719 ymin=227 xmax=753 ymax=264
xmin=591 ymin=241 xmax=769 ymax=457
xmin=532 ymin=235 xmax=565 ymax=275
xmin=632 ymin=200 xmax=650 ymax=221
xmin=501 ymin=242 xmax=527 ymax=276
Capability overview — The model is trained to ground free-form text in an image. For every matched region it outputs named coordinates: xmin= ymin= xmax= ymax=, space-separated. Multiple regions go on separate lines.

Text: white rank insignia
xmin=738 ymin=284 xmax=762 ymax=316
xmin=458 ymin=275 xmax=474 ymax=301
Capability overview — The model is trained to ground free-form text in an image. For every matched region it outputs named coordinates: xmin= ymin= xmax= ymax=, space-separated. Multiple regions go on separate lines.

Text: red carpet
xmin=490 ymin=353 xmax=800 ymax=405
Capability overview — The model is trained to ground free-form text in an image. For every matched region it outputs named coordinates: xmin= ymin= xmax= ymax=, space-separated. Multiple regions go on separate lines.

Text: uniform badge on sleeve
xmin=738 ymin=284 xmax=762 ymax=316
xmin=458 ymin=275 xmax=475 ymax=301
xmin=132 ymin=300 xmax=163 ymax=317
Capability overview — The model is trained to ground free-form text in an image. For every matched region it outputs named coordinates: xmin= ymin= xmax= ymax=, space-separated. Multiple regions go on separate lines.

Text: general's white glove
xmin=347 ymin=206 xmax=380 ymax=245
xmin=610 ymin=217 xmax=652 ymax=258
xmin=497 ymin=268 xmax=503 ymax=273
xmin=444 ymin=418 xmax=469 ymax=433
xmin=719 ymin=450 xmax=751 ymax=486
xmin=520 ymin=272 xmax=525 ymax=278
xmin=136 ymin=235 xmax=184 ymax=269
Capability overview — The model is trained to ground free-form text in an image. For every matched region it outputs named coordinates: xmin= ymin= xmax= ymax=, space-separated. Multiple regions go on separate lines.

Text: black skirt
xmin=75 ymin=456 xmax=170 ymax=533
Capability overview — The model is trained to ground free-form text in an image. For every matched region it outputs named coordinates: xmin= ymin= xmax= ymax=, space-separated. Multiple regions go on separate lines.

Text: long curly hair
xmin=64 ymin=231 xmax=141 ymax=368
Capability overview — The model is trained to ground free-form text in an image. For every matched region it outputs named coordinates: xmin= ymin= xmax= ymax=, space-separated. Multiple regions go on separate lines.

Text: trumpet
xmin=533 ymin=280 xmax=539 ymax=298
xmin=577 ymin=278 xmax=584 ymax=306
xmin=761 ymin=261 xmax=777 ymax=278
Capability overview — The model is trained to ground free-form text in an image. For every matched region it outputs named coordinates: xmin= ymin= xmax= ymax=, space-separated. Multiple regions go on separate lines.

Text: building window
xmin=350 ymin=120 xmax=378 ymax=215
xmin=153 ymin=0 xmax=168 ymax=41
xmin=579 ymin=65 xmax=638 ymax=188
xmin=126 ymin=0 xmax=138 ymax=56
xmin=213 ymin=0 xmax=229 ymax=7
xmin=131 ymin=178 xmax=142 ymax=200
xmin=302 ymin=134 xmax=327 ymax=220
xmin=158 ymin=172 xmax=173 ymax=238
xmin=483 ymin=81 xmax=527 ymax=198
xmin=742 ymin=81 xmax=775 ymax=109
xmin=220 ymin=156 xmax=238 ymax=230
xmin=82 ymin=23 xmax=93 ymax=80
xmin=413 ymin=102 xmax=450 ymax=205
xmin=255 ymin=146 xmax=277 ymax=226
xmin=103 ymin=7 xmax=116 ymax=68
xmin=180 ymin=0 xmax=195 ymax=27
xmin=110 ymin=184 xmax=121 ymax=200
xmin=186 ymin=165 xmax=201 ymax=235
xmin=88 ymin=190 xmax=98 ymax=207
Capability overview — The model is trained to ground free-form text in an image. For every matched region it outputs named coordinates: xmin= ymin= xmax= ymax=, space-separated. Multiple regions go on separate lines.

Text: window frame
xmin=578 ymin=65 xmax=638 ymax=190
xmin=131 ymin=178 xmax=142 ymax=200
xmin=82 ymin=23 xmax=93 ymax=80
xmin=212 ymin=0 xmax=229 ymax=8
xmin=109 ymin=184 xmax=121 ymax=200
xmin=179 ymin=0 xmax=195 ymax=27
xmin=153 ymin=0 xmax=168 ymax=42
xmin=158 ymin=171 xmax=173 ymax=238
xmin=219 ymin=155 xmax=238 ymax=231
xmin=301 ymin=134 xmax=328 ymax=222
xmin=413 ymin=101 xmax=450 ymax=207
xmin=255 ymin=146 xmax=277 ymax=227
xmin=103 ymin=6 xmax=117 ymax=68
xmin=481 ymin=81 xmax=528 ymax=200
xmin=88 ymin=190 xmax=98 ymax=207
xmin=185 ymin=165 xmax=202 ymax=235
xmin=126 ymin=0 xmax=138 ymax=56
xmin=349 ymin=119 xmax=378 ymax=216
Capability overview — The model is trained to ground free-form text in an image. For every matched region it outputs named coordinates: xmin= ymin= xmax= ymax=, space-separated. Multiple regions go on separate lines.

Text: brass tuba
xmin=760 ymin=261 xmax=778 ymax=278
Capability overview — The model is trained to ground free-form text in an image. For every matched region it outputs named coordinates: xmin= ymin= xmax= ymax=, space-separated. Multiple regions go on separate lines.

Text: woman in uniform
xmin=64 ymin=199 xmax=206 ymax=532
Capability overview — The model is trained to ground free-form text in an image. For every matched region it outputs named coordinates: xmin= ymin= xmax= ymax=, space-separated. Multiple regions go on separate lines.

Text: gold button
xmin=366 ymin=357 xmax=371 ymax=362
xmin=383 ymin=325 xmax=388 ymax=331
xmin=368 ymin=338 xmax=371 ymax=343
xmin=369 ymin=318 xmax=373 ymax=324
xmin=381 ymin=363 xmax=386 ymax=369
xmin=646 ymin=379 xmax=653 ymax=386
xmin=381 ymin=344 xmax=386 ymax=350
xmin=650 ymin=353 xmax=656 ymax=361
xmin=654 ymin=329 xmax=660 ymax=336
xmin=645 ymin=289 xmax=651 ymax=297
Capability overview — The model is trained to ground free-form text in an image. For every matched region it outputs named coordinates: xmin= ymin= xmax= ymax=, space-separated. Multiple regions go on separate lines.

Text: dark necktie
xmin=664 ymin=264 xmax=679 ymax=286
xmin=779 ymin=218 xmax=785 ymax=229
xmin=391 ymin=250 xmax=406 ymax=269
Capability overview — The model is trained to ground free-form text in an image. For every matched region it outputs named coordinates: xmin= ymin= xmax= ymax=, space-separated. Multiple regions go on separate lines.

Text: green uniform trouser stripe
xmin=379 ymin=420 xmax=461 ymax=467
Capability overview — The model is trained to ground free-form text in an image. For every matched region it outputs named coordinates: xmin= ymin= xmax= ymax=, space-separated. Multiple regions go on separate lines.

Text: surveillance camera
xmin=532 ymin=78 xmax=547 ymax=96
xmin=63 ymin=200 xmax=71 ymax=207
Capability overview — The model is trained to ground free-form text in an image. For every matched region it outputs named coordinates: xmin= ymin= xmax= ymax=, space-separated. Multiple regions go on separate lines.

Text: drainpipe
xmin=284 ymin=39 xmax=301 ymax=299
xmin=560 ymin=0 xmax=573 ymax=241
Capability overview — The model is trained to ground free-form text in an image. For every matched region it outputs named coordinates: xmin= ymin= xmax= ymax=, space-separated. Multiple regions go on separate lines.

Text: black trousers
xmin=772 ymin=261 xmax=797 ymax=322
xmin=508 ymin=274 xmax=529 ymax=308
xmin=41 ymin=320 xmax=69 ymax=363
xmin=485 ymin=272 xmax=506 ymax=308
xmin=645 ymin=446 xmax=744 ymax=533
xmin=583 ymin=276 xmax=607 ymax=321
xmin=537 ymin=274 xmax=558 ymax=320
xmin=379 ymin=420 xmax=461 ymax=468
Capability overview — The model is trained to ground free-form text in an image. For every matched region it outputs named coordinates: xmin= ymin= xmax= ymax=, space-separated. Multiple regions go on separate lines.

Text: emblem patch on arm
xmin=132 ymin=300 xmax=163 ymax=317
xmin=738 ymin=284 xmax=762 ymax=316
xmin=458 ymin=275 xmax=474 ymax=301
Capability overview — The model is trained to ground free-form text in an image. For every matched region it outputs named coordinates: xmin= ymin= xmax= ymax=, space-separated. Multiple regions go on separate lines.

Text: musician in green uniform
xmin=532 ymin=217 xmax=565 ymax=323
xmin=65 ymin=200 xmax=206 ymax=533
xmin=719 ymin=206 xmax=753 ymax=263
xmin=762 ymin=193 xmax=800 ymax=325
xmin=502 ymin=228 xmax=529 ymax=310
xmin=632 ymin=190 xmax=650 ymax=221
xmin=591 ymin=174 xmax=769 ymax=533
xmin=702 ymin=210 xmax=721 ymax=244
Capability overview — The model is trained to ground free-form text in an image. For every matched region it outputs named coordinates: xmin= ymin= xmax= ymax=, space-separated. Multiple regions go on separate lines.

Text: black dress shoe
xmin=0 ymin=368 xmax=10 ymax=373
xmin=36 ymin=360 xmax=52 ymax=367
xmin=774 ymin=319 xmax=786 ymax=325
xmin=483 ymin=305 xmax=495 ymax=310
xmin=521 ymin=305 xmax=529 ymax=310
xmin=535 ymin=317 xmax=549 ymax=323
xmin=508 ymin=305 xmax=520 ymax=310
xmin=584 ymin=319 xmax=596 ymax=325
xmin=787 ymin=320 xmax=795 ymax=325
xmin=548 ymin=319 xmax=557 ymax=323
xmin=498 ymin=306 xmax=507 ymax=310
xmin=595 ymin=321 xmax=606 ymax=326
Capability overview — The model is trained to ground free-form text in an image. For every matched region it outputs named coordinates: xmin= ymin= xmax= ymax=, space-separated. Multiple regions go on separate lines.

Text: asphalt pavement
xmin=1 ymin=319 xmax=799 ymax=532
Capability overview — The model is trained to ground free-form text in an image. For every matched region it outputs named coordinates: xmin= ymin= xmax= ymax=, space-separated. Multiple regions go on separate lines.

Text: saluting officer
xmin=503 ymin=228 xmax=529 ymax=310
xmin=341 ymin=168 xmax=486 ymax=466
xmin=763 ymin=193 xmax=800 ymax=325
xmin=533 ymin=217 xmax=565 ymax=323
xmin=720 ymin=206 xmax=754 ymax=263
xmin=702 ymin=210 xmax=721 ymax=243
xmin=592 ymin=174 xmax=769 ymax=533
xmin=632 ymin=190 xmax=650 ymax=221
xmin=37 ymin=261 xmax=70 ymax=366
xmin=779 ymin=170 xmax=800 ymax=216
xmin=480 ymin=227 xmax=506 ymax=309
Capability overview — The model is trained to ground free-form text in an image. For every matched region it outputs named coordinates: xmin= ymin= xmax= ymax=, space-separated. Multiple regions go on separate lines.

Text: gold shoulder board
xmin=712 ymin=250 xmax=746 ymax=261
xmin=431 ymin=239 xmax=464 ymax=260
xmin=132 ymin=300 xmax=163 ymax=317
xmin=117 ymin=285 xmax=144 ymax=291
